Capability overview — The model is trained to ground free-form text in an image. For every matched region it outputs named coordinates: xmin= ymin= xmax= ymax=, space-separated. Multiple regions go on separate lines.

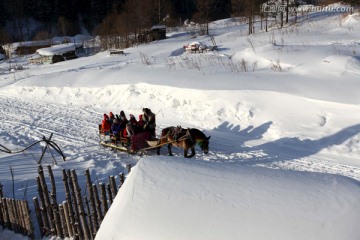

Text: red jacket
xmin=102 ymin=114 xmax=111 ymax=132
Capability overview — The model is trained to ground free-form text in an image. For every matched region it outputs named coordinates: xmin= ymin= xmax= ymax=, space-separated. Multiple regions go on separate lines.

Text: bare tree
xmin=193 ymin=0 xmax=216 ymax=35
xmin=232 ymin=0 xmax=269 ymax=35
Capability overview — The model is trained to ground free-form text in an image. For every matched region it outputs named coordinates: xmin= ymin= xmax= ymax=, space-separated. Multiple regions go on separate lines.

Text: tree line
xmin=0 ymin=0 xmax=357 ymax=46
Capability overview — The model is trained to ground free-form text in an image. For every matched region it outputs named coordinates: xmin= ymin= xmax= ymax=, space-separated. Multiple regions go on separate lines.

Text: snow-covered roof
xmin=2 ymin=40 xmax=52 ymax=52
xmin=151 ymin=25 xmax=166 ymax=30
xmin=36 ymin=43 xmax=82 ymax=56
xmin=188 ymin=41 xmax=205 ymax=46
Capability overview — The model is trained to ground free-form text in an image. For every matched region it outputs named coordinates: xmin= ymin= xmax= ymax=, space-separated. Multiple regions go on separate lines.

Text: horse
xmin=156 ymin=126 xmax=211 ymax=158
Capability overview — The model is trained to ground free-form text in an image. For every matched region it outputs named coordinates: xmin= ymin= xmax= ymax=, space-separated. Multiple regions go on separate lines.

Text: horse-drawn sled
xmin=99 ymin=125 xmax=211 ymax=158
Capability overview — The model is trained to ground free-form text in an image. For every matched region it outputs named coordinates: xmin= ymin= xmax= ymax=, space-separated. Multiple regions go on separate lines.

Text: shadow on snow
xmin=209 ymin=121 xmax=360 ymax=165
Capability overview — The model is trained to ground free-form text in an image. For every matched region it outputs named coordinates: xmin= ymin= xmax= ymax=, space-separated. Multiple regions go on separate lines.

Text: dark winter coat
xmin=111 ymin=122 xmax=122 ymax=135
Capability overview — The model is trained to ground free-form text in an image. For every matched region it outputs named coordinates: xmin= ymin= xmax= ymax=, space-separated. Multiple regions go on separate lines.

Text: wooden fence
xmin=0 ymin=190 xmax=35 ymax=239
xmin=0 ymin=164 xmax=132 ymax=239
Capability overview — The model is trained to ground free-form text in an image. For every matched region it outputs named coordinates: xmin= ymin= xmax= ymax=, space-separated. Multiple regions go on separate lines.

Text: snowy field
xmin=1 ymin=4 xmax=360 ymax=239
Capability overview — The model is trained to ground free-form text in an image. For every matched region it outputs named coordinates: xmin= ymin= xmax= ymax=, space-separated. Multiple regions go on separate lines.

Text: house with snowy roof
xmin=29 ymin=43 xmax=83 ymax=64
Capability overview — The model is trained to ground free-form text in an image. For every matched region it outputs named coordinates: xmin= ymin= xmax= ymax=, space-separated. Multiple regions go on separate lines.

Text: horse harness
xmin=163 ymin=126 xmax=194 ymax=144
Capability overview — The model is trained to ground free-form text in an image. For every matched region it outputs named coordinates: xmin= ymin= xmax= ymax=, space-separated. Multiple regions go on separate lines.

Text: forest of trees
xmin=0 ymin=0 xmax=357 ymax=46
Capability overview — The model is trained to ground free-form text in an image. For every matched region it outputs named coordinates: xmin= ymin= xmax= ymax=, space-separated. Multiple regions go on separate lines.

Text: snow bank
xmin=96 ymin=157 xmax=360 ymax=240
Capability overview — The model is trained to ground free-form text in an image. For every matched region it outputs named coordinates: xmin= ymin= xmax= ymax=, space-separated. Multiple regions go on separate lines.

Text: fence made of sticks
xmin=0 ymin=163 xmax=132 ymax=239
xmin=0 ymin=185 xmax=35 ymax=239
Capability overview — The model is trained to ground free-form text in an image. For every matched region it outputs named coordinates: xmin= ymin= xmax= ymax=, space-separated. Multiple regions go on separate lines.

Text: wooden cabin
xmin=29 ymin=43 xmax=83 ymax=64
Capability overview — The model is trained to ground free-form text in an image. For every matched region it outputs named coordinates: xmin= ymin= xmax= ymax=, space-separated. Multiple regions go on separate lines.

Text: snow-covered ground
xmin=1 ymin=4 xmax=360 ymax=239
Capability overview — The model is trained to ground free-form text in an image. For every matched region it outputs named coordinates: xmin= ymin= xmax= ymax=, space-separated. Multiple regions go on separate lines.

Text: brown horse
xmin=156 ymin=126 xmax=211 ymax=158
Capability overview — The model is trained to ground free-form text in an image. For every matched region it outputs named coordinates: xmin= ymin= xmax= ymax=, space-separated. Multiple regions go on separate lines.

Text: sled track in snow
xmin=1 ymin=95 xmax=359 ymax=182
xmin=0 ymin=95 xmax=110 ymax=164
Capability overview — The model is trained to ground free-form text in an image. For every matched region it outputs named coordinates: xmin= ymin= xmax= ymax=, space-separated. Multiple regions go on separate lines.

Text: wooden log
xmin=33 ymin=197 xmax=45 ymax=237
xmin=126 ymin=164 xmax=132 ymax=173
xmin=62 ymin=201 xmax=74 ymax=238
xmin=68 ymin=169 xmax=82 ymax=239
xmin=85 ymin=169 xmax=99 ymax=233
xmin=92 ymin=184 xmax=103 ymax=224
xmin=22 ymin=200 xmax=30 ymax=236
xmin=59 ymin=204 xmax=68 ymax=238
xmin=18 ymin=201 xmax=26 ymax=235
xmin=109 ymin=175 xmax=117 ymax=197
xmin=6 ymin=198 xmax=15 ymax=231
xmin=84 ymin=196 xmax=94 ymax=239
xmin=47 ymin=165 xmax=58 ymax=207
xmin=23 ymin=200 xmax=35 ymax=239
xmin=106 ymin=183 xmax=113 ymax=205
xmin=0 ymin=197 xmax=3 ymax=226
xmin=2 ymin=198 xmax=10 ymax=228
xmin=0 ymin=182 xmax=3 ymax=198
xmin=36 ymin=176 xmax=50 ymax=235
xmin=15 ymin=200 xmax=27 ymax=235
xmin=14 ymin=200 xmax=23 ymax=234
xmin=99 ymin=183 xmax=108 ymax=215
xmin=53 ymin=205 xmax=64 ymax=238
xmin=0 ymin=182 xmax=3 ymax=226
xmin=119 ymin=173 xmax=125 ymax=188
xmin=70 ymin=169 xmax=91 ymax=240
xmin=38 ymin=165 xmax=55 ymax=235
xmin=62 ymin=169 xmax=76 ymax=237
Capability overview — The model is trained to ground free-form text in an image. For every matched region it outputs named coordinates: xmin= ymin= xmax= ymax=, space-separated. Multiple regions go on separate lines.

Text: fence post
xmin=67 ymin=169 xmax=82 ymax=239
xmin=36 ymin=176 xmax=50 ymax=235
xmin=33 ymin=197 xmax=45 ymax=237
xmin=126 ymin=164 xmax=131 ymax=173
xmin=83 ymin=196 xmax=94 ymax=240
xmin=47 ymin=166 xmax=58 ymax=206
xmin=23 ymin=200 xmax=35 ymax=239
xmin=85 ymin=169 xmax=99 ymax=235
xmin=59 ymin=204 xmax=68 ymax=238
xmin=17 ymin=200 xmax=25 ymax=235
xmin=0 ymin=182 xmax=3 ymax=226
xmin=0 ymin=197 xmax=3 ymax=226
xmin=92 ymin=184 xmax=103 ymax=224
xmin=62 ymin=201 xmax=74 ymax=238
xmin=119 ymin=173 xmax=125 ymax=188
xmin=7 ymin=198 xmax=16 ymax=231
xmin=62 ymin=170 xmax=76 ymax=237
xmin=53 ymin=206 xmax=63 ymax=238
xmin=37 ymin=165 xmax=56 ymax=235
xmin=109 ymin=175 xmax=117 ymax=198
xmin=99 ymin=183 xmax=108 ymax=215
xmin=106 ymin=183 xmax=113 ymax=205
xmin=2 ymin=198 xmax=10 ymax=228
xmin=70 ymin=169 xmax=91 ymax=240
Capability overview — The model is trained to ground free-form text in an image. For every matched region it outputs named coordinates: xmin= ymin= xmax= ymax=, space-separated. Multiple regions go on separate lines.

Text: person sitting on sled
xmin=111 ymin=118 xmax=122 ymax=142
xmin=108 ymin=111 xmax=115 ymax=124
xmin=101 ymin=114 xmax=111 ymax=134
xmin=126 ymin=114 xmax=143 ymax=136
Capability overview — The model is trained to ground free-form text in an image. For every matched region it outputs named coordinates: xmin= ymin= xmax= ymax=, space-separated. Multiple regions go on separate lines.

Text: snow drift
xmin=96 ymin=157 xmax=360 ymax=240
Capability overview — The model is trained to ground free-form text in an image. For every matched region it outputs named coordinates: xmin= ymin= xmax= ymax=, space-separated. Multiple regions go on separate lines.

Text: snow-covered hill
xmin=0 ymin=5 xmax=360 ymax=240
